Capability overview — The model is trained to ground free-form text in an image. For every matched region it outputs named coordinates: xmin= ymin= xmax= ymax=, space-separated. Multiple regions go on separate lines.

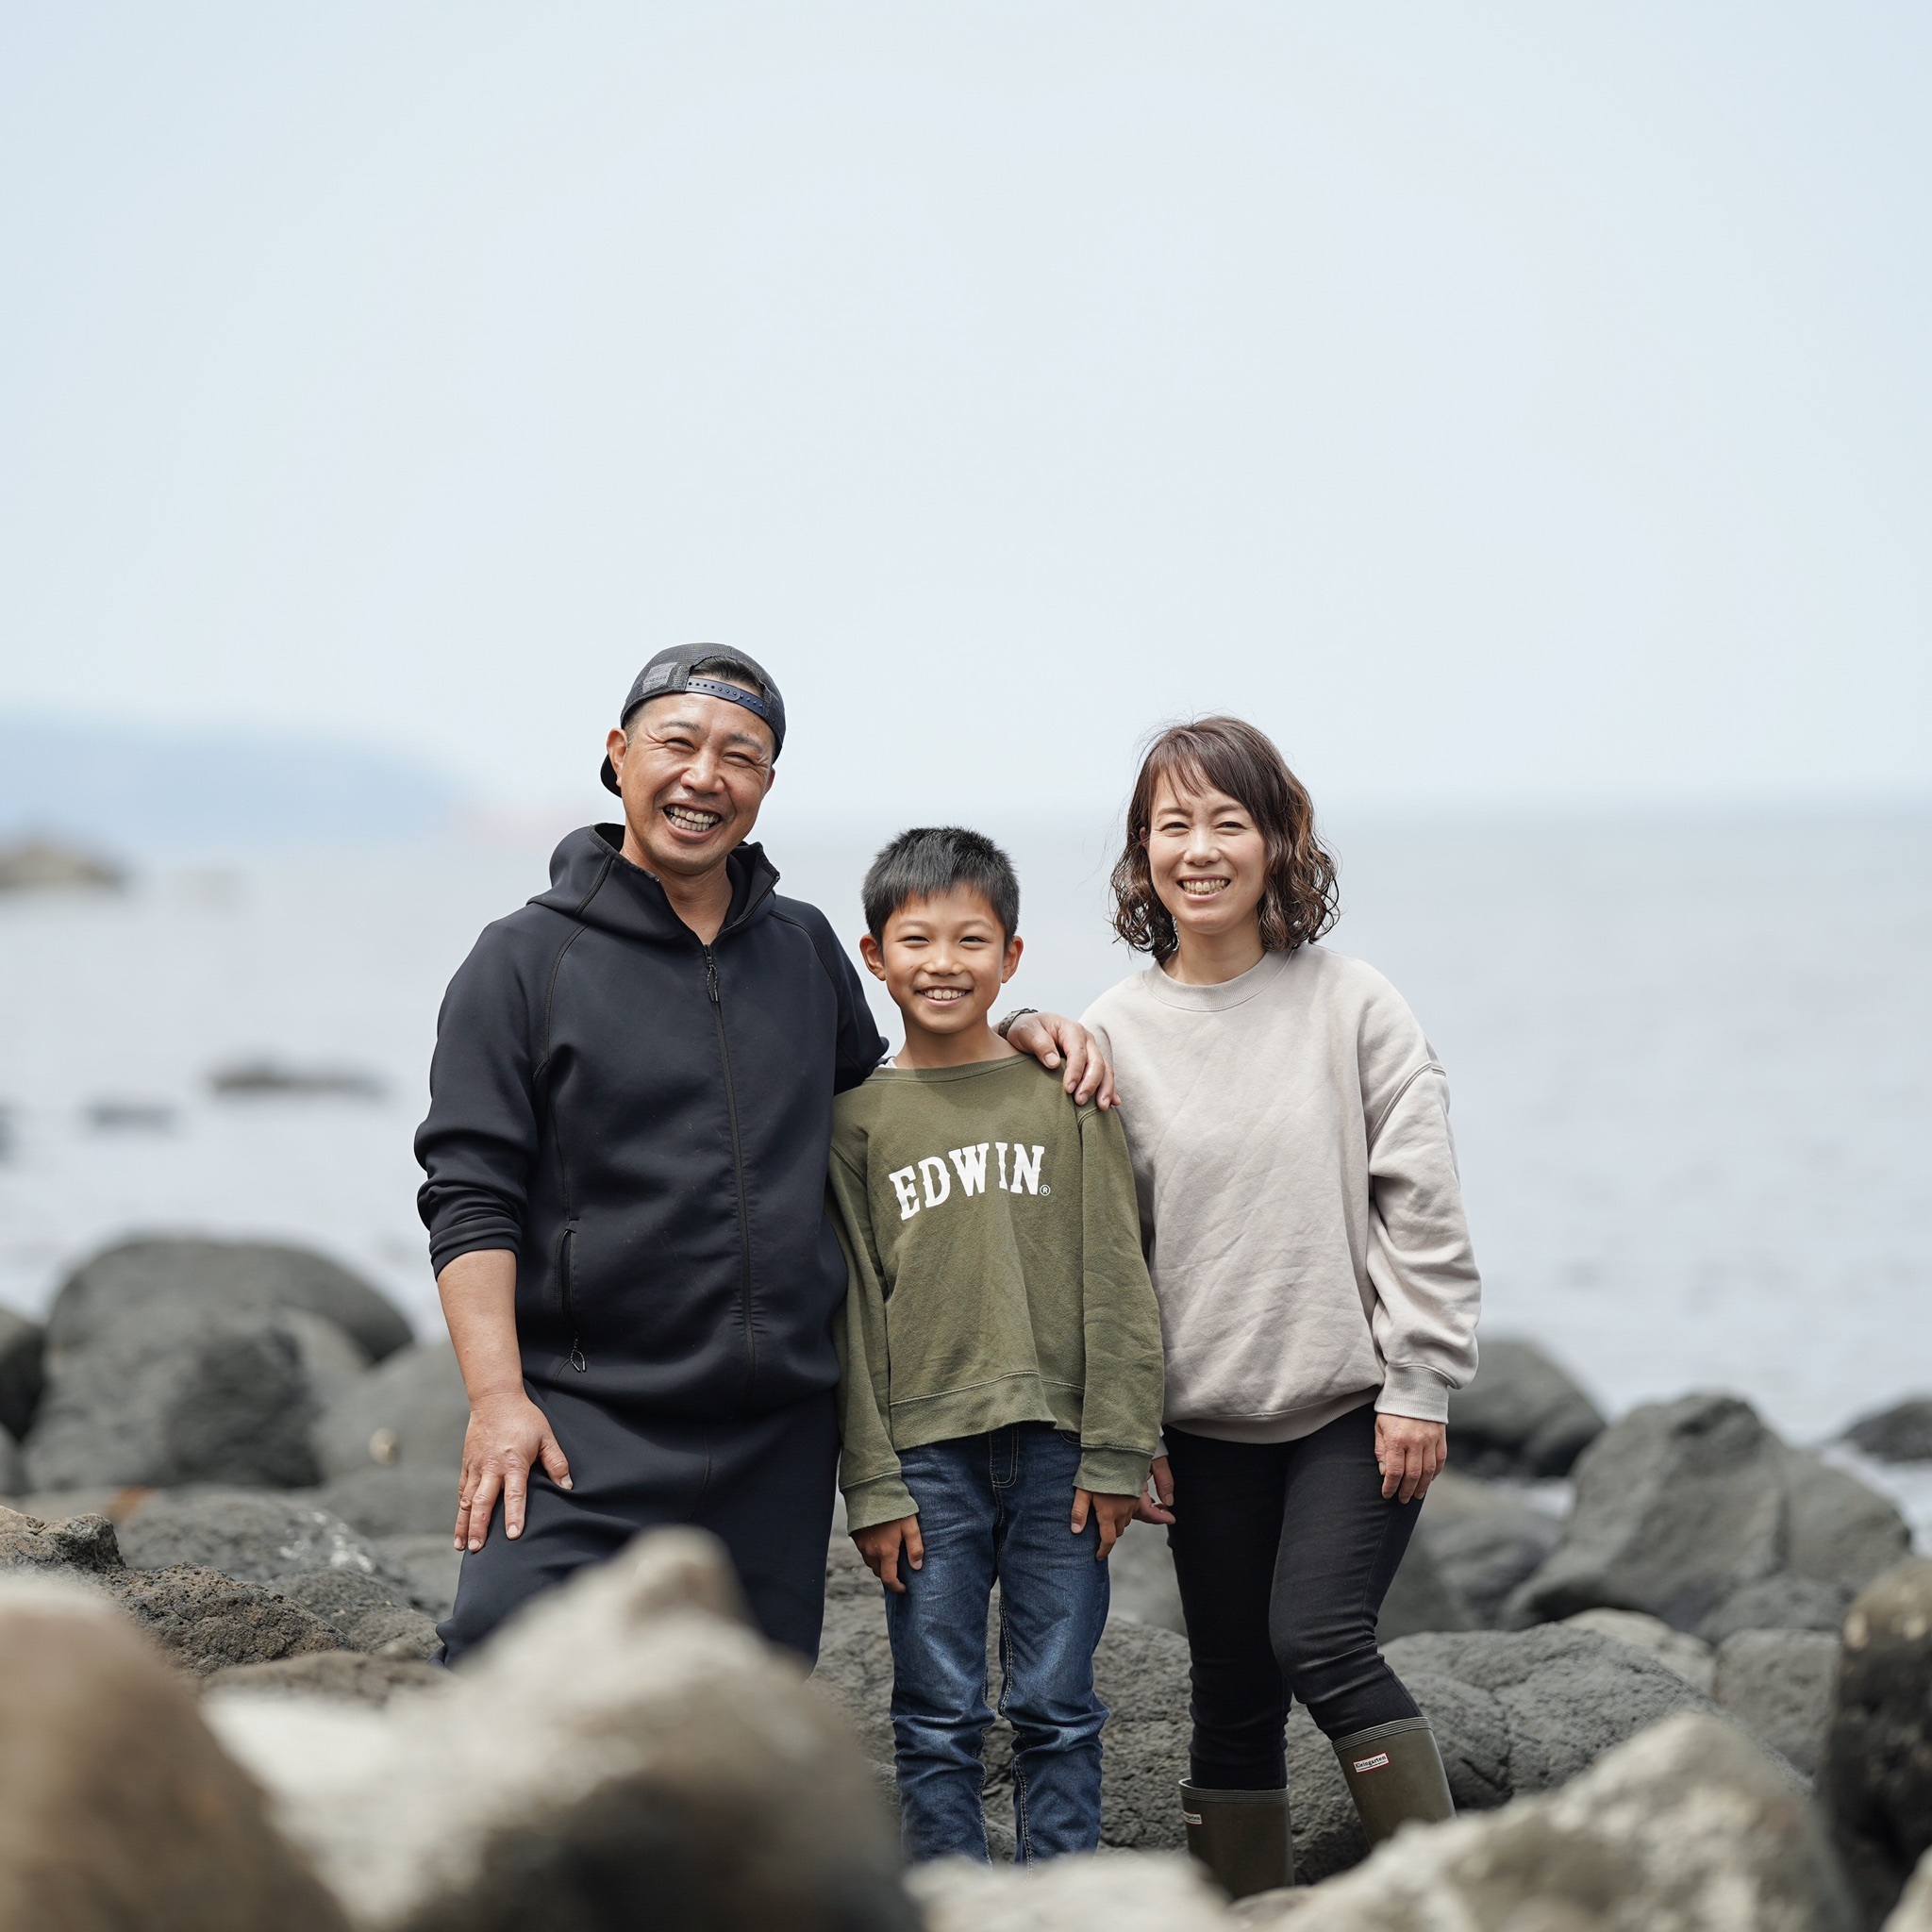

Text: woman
xmin=1083 ymin=716 xmax=1480 ymax=1897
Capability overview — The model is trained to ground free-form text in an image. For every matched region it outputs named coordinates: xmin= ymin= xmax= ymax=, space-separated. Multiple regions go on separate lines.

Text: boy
xmin=829 ymin=826 xmax=1165 ymax=1864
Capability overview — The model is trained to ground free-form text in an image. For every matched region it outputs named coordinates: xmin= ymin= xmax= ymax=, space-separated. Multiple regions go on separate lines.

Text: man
xmin=416 ymin=644 xmax=1112 ymax=1662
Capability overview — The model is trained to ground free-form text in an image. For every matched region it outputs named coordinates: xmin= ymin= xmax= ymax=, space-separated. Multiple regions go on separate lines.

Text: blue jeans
xmin=886 ymin=1424 xmax=1111 ymax=1863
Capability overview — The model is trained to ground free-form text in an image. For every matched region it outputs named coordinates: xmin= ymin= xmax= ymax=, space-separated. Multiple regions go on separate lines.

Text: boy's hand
xmin=1072 ymin=1489 xmax=1137 ymax=1560
xmin=854 ymin=1515 xmax=925 ymax=1593
xmin=1007 ymin=1012 xmax=1119 ymax=1110
xmin=1132 ymin=1454 xmax=1175 ymax=1526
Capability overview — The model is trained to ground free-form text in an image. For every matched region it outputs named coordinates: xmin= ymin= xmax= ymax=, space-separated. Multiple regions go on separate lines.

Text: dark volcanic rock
xmin=266 ymin=1568 xmax=440 ymax=1658
xmin=1844 ymin=1397 xmax=1932 ymax=1465
xmin=205 ymin=1651 xmax=444 ymax=1705
xmin=312 ymin=1461 xmax=457 ymax=1538
xmin=117 ymin=1488 xmax=434 ymax=1610
xmin=1508 ymin=1393 xmax=1910 ymax=1635
xmin=25 ymin=1300 xmax=362 ymax=1490
xmin=1820 ymin=1558 xmax=1932 ymax=1928
xmin=1447 ymin=1337 xmax=1607 ymax=1479
xmin=313 ymin=1339 xmax=468 ymax=1480
xmin=0 ymin=1574 xmax=350 ymax=1931
xmin=1416 ymin=1474 xmax=1564 ymax=1626
xmin=0 ymin=1307 xmax=46 ymax=1442
xmin=1714 ymin=1627 xmax=1839 ymax=1777
xmin=375 ymin=1533 xmax=462 ymax=1620
xmin=1700 ymin=1571 xmax=1853 ymax=1644
xmin=1376 ymin=1530 xmax=1476 ymax=1640
xmin=46 ymin=1236 xmax=410 ymax=1360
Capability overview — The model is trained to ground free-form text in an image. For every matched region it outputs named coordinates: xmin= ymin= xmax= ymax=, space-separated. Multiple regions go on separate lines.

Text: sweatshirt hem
xmin=1168 ymin=1388 xmax=1377 ymax=1445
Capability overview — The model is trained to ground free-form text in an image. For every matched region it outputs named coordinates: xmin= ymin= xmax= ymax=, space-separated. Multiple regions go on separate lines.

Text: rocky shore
xmin=0 ymin=1234 xmax=1926 ymax=1931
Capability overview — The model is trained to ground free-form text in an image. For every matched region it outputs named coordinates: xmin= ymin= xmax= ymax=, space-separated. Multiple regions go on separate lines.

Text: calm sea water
xmin=2 ymin=809 xmax=1926 ymax=1526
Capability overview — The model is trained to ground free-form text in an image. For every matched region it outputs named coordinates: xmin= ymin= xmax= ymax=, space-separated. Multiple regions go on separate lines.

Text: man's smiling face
xmin=606 ymin=686 xmax=776 ymax=883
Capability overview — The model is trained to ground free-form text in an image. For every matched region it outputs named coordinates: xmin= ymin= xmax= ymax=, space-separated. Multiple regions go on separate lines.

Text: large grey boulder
xmin=1845 ymin=1398 xmax=1932 ymax=1465
xmin=1414 ymin=1470 xmax=1564 ymax=1625
xmin=1507 ymin=1394 xmax=1911 ymax=1636
xmin=1447 ymin=1337 xmax=1607 ymax=1478
xmin=0 ymin=1307 xmax=46 ymax=1441
xmin=910 ymin=1855 xmax=1230 ymax=1932
xmin=208 ymin=1528 xmax=915 ymax=1932
xmin=265 ymin=1569 xmax=441 ymax=1660
xmin=47 ymin=1237 xmax=411 ymax=1362
xmin=1108 ymin=1520 xmax=1185 ymax=1632
xmin=311 ymin=1463 xmax=457 ymax=1539
xmin=116 ymin=1488 xmax=436 ymax=1613
xmin=1242 ymin=1712 xmax=1856 ymax=1932
xmin=312 ymin=1339 xmax=468 ymax=1481
xmin=1820 ymin=1559 xmax=1932 ymax=1928
xmin=1376 ymin=1529 xmax=1476 ymax=1639
xmin=373 ymin=1533 xmax=462 ymax=1621
xmin=24 ymin=1300 xmax=365 ymax=1491
xmin=1563 ymin=1607 xmax=1716 ymax=1691
xmin=0 ymin=1574 xmax=350 ymax=1931
xmin=1715 ymin=1627 xmax=1839 ymax=1777
xmin=0 ymin=1505 xmax=343 ymax=1676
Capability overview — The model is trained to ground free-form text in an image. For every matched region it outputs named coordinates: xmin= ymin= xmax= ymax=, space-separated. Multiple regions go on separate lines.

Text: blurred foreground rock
xmin=1820 ymin=1559 xmax=1932 ymax=1928
xmin=1507 ymin=1393 xmax=1911 ymax=1637
xmin=1447 ymin=1337 xmax=1608 ymax=1478
xmin=1243 ymin=1712 xmax=1853 ymax=1932
xmin=1714 ymin=1626 xmax=1838 ymax=1778
xmin=0 ymin=1574 xmax=347 ymax=1931
xmin=210 ymin=1528 xmax=914 ymax=1932
xmin=912 ymin=1855 xmax=1228 ymax=1932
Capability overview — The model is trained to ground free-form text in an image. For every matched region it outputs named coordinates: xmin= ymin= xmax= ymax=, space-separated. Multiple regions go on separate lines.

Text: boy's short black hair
xmin=863 ymin=827 xmax=1020 ymax=943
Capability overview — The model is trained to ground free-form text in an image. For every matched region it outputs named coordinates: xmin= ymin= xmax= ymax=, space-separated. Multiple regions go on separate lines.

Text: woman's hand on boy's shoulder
xmin=853 ymin=1515 xmax=924 ymax=1593
xmin=1006 ymin=1012 xmax=1119 ymax=1110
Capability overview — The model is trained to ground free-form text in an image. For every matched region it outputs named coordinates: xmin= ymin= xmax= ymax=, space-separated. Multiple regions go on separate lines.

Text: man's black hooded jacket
xmin=415 ymin=825 xmax=888 ymax=1420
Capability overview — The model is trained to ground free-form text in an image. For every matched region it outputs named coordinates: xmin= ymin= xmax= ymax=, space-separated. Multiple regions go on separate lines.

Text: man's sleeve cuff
xmin=1376 ymin=1363 xmax=1452 ymax=1424
xmin=1075 ymin=1446 xmax=1152 ymax=1498
xmin=425 ymin=1230 xmax=522 ymax=1275
xmin=842 ymin=1475 xmax=918 ymax=1533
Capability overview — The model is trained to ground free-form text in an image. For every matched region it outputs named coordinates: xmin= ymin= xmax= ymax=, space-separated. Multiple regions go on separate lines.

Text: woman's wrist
xmin=995 ymin=1007 xmax=1039 ymax=1041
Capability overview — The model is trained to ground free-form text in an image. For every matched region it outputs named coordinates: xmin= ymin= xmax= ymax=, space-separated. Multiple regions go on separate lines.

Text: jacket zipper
xmin=705 ymin=942 xmax=758 ymax=1399
xmin=558 ymin=1221 xmax=586 ymax=1374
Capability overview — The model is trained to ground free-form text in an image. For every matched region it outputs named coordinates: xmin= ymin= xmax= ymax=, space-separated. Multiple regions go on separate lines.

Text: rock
xmin=204 ymin=1652 xmax=445 ymax=1706
xmin=0 ymin=1574 xmax=349 ymax=1930
xmin=1376 ymin=1531 xmax=1475 ymax=1640
xmin=909 ymin=1854 xmax=1230 ymax=1932
xmin=1820 ymin=1558 xmax=1932 ymax=1928
xmin=1845 ymin=1399 xmax=1932 ymax=1466
xmin=1415 ymin=1471 xmax=1565 ymax=1626
xmin=208 ymin=1059 xmax=385 ymax=1100
xmin=312 ymin=1339 xmax=468 ymax=1481
xmin=25 ymin=1300 xmax=353 ymax=1490
xmin=116 ymin=1488 xmax=435 ymax=1610
xmin=373 ymin=1533 xmax=462 ymax=1620
xmin=1446 ymin=1337 xmax=1607 ymax=1479
xmin=46 ymin=1236 xmax=411 ymax=1362
xmin=0 ymin=838 xmax=125 ymax=891
xmin=266 ymin=1569 xmax=441 ymax=1659
xmin=1244 ymin=1711 xmax=1855 ymax=1932
xmin=1887 ymin=1850 xmax=1932 ymax=1932
xmin=1714 ymin=1628 xmax=1839 ymax=1777
xmin=1701 ymin=1573 xmax=1853 ymax=1644
xmin=0 ymin=1307 xmax=46 ymax=1441
xmin=1508 ymin=1394 xmax=1912 ymax=1636
xmin=208 ymin=1527 xmax=914 ymax=1932
xmin=1563 ymin=1606 xmax=1715 ymax=1690
xmin=312 ymin=1462 xmax=457 ymax=1538
xmin=1108 ymin=1520 xmax=1186 ymax=1632
xmin=0 ymin=1431 xmax=23 ymax=1498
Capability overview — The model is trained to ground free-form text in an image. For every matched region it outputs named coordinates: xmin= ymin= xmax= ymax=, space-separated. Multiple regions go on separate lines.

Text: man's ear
xmin=605 ymin=726 xmax=628 ymax=775
xmin=858 ymin=932 xmax=889 ymax=982
xmin=1002 ymin=935 xmax=1024 ymax=984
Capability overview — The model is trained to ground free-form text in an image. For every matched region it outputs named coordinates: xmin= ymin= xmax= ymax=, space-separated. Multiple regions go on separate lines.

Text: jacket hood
xmin=528 ymin=824 xmax=780 ymax=945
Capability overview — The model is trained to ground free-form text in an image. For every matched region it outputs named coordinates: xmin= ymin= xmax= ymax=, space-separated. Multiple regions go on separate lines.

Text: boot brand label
xmin=1181 ymin=1810 xmax=1202 ymax=1825
xmin=1352 ymin=1752 xmax=1392 ymax=1773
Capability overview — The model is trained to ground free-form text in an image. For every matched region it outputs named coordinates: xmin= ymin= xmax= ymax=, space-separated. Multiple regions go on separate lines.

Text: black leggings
xmin=1165 ymin=1403 xmax=1424 ymax=1789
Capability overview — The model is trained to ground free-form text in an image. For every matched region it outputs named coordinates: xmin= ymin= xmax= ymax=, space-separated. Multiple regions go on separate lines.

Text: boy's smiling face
xmin=860 ymin=886 xmax=1024 ymax=1064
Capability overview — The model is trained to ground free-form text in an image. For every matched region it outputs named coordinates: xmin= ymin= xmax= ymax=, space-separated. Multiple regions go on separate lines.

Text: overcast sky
xmin=3 ymin=5 xmax=1927 ymax=826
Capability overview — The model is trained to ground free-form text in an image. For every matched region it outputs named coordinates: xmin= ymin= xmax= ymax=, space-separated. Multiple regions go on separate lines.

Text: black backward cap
xmin=599 ymin=643 xmax=785 ymax=794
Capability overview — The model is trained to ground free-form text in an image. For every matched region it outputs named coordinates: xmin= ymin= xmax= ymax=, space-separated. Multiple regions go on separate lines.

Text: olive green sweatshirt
xmin=829 ymin=1054 xmax=1165 ymax=1533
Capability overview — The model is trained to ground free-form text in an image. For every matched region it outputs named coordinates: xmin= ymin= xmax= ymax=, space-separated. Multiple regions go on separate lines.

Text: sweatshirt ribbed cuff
xmin=842 ymin=1474 xmax=919 ymax=1534
xmin=1375 ymin=1363 xmax=1452 ymax=1424
xmin=1075 ymin=1446 xmax=1153 ymax=1498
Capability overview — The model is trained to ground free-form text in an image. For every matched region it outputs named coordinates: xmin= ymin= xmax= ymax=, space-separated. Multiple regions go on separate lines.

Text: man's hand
xmin=854 ymin=1515 xmax=925 ymax=1592
xmin=1072 ymin=1489 xmax=1137 ymax=1560
xmin=1374 ymin=1413 xmax=1447 ymax=1505
xmin=1006 ymin=1012 xmax=1118 ymax=1109
xmin=1132 ymin=1454 xmax=1175 ymax=1525
xmin=455 ymin=1391 xmax=573 ymax=1552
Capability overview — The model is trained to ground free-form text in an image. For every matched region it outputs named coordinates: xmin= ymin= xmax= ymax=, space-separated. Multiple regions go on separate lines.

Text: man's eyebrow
xmin=644 ymin=711 xmax=770 ymax=752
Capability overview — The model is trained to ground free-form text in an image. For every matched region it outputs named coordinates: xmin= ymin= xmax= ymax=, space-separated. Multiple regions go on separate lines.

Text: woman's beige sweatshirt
xmin=1082 ymin=944 xmax=1480 ymax=1441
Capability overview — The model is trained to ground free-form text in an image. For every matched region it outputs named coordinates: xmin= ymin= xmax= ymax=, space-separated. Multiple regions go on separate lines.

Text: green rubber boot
xmin=1332 ymin=1717 xmax=1455 ymax=1846
xmin=1178 ymin=1780 xmax=1295 ymax=1900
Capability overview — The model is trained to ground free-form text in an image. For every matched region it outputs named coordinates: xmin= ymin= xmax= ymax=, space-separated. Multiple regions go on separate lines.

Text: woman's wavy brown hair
xmin=1110 ymin=716 xmax=1340 ymax=962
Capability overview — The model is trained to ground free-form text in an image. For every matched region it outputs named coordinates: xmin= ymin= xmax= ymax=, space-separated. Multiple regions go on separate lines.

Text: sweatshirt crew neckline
xmin=867 ymin=1054 xmax=1036 ymax=1085
xmin=1136 ymin=945 xmax=1294 ymax=1014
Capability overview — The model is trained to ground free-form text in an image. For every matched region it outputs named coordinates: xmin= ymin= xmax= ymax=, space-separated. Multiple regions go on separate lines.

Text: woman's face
xmin=1144 ymin=776 xmax=1269 ymax=943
